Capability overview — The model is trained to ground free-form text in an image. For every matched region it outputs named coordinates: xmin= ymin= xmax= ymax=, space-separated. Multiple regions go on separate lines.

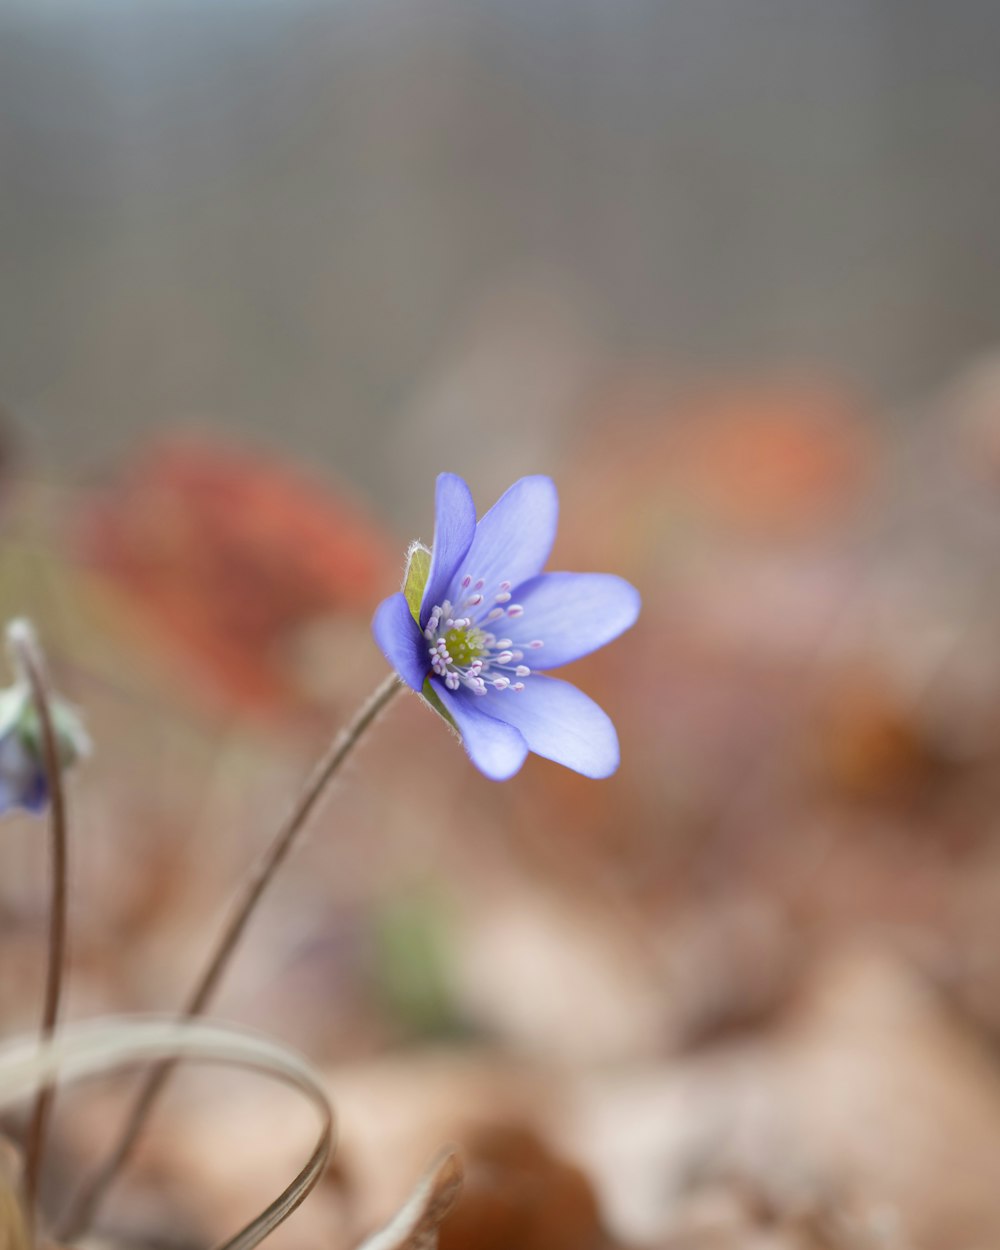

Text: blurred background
xmin=4 ymin=3 xmax=1000 ymax=1248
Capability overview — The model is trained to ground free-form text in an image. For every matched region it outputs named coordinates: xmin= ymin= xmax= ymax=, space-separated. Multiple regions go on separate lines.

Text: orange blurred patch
xmin=75 ymin=432 xmax=395 ymax=719
xmin=567 ymin=374 xmax=874 ymax=564
xmin=670 ymin=382 xmax=871 ymax=532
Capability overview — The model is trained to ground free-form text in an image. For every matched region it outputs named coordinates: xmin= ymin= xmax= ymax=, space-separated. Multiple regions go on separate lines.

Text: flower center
xmin=424 ymin=575 xmax=544 ymax=696
xmin=443 ymin=625 xmax=483 ymax=668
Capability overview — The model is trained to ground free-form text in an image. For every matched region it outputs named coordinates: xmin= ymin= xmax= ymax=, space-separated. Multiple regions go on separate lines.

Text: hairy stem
xmin=59 ymin=671 xmax=402 ymax=1240
xmin=14 ymin=629 xmax=70 ymax=1243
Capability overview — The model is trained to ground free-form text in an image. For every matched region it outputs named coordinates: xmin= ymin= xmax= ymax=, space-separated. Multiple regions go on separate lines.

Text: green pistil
xmin=443 ymin=626 xmax=484 ymax=668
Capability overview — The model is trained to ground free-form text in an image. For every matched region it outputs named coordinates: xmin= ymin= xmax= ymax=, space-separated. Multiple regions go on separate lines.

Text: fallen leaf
xmin=436 ymin=1123 xmax=605 ymax=1250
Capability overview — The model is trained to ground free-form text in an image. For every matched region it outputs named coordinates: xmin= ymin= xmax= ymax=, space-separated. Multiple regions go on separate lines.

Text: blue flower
xmin=372 ymin=473 xmax=641 ymax=780
xmin=0 ymin=719 xmax=48 ymax=813
xmin=0 ymin=681 xmax=90 ymax=816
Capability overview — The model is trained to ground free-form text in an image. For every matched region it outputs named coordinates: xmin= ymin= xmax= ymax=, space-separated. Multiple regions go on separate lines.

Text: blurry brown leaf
xmin=605 ymin=953 xmax=999 ymax=1249
xmin=437 ymin=1123 xmax=605 ymax=1250
xmin=356 ymin=1149 xmax=463 ymax=1250
xmin=807 ymin=668 xmax=952 ymax=805
xmin=75 ymin=432 xmax=395 ymax=718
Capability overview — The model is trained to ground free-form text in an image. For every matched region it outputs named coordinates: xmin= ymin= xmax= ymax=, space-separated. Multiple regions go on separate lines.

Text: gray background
xmin=2 ymin=0 xmax=999 ymax=512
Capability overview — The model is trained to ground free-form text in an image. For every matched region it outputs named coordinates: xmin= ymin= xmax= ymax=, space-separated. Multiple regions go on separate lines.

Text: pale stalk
xmin=11 ymin=626 xmax=70 ymax=1244
xmin=59 ymin=672 xmax=402 ymax=1240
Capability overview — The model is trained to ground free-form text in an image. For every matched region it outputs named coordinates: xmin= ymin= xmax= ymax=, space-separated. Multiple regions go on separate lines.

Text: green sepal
xmin=6 ymin=686 xmax=90 ymax=769
xmin=420 ymin=677 xmax=456 ymax=731
xmin=404 ymin=543 xmax=456 ymax=732
xmin=0 ymin=685 xmax=27 ymax=735
xmin=403 ymin=542 xmax=431 ymax=624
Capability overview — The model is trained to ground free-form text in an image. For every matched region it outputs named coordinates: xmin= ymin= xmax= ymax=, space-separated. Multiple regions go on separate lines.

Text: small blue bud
xmin=0 ymin=622 xmax=90 ymax=816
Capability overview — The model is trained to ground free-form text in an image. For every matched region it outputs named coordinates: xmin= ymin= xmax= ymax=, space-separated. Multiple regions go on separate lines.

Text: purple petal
xmin=20 ymin=773 xmax=49 ymax=813
xmin=478 ymin=674 xmax=619 ymax=778
xmin=435 ymin=685 xmax=529 ymax=781
xmin=452 ymin=476 xmax=558 ymax=602
xmin=372 ymin=593 xmax=428 ymax=691
xmin=508 ymin=572 xmax=641 ymax=669
xmin=0 ymin=729 xmax=47 ymax=815
xmin=420 ymin=473 xmax=477 ymax=625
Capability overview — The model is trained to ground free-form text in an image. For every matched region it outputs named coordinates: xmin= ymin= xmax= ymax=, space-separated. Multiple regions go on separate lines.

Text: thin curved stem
xmin=59 ymin=671 xmax=402 ymax=1241
xmin=13 ymin=629 xmax=70 ymax=1243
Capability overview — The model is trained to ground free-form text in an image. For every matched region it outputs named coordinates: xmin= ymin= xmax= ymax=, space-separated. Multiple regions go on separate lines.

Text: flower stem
xmin=58 ymin=671 xmax=402 ymax=1241
xmin=12 ymin=627 xmax=70 ymax=1243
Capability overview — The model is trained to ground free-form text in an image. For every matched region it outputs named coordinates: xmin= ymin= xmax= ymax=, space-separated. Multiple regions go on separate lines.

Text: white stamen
xmin=424 ymin=587 xmax=545 ymax=700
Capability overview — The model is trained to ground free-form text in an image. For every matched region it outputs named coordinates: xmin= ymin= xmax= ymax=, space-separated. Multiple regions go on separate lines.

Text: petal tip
xmin=475 ymin=749 xmax=528 ymax=782
xmin=436 ymin=684 xmax=529 ymax=781
xmin=567 ymin=715 xmax=620 ymax=780
xmin=434 ymin=470 xmax=472 ymax=503
xmin=582 ymin=744 xmax=620 ymax=780
xmin=420 ymin=474 xmax=478 ymax=624
xmin=617 ymin=576 xmax=642 ymax=629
